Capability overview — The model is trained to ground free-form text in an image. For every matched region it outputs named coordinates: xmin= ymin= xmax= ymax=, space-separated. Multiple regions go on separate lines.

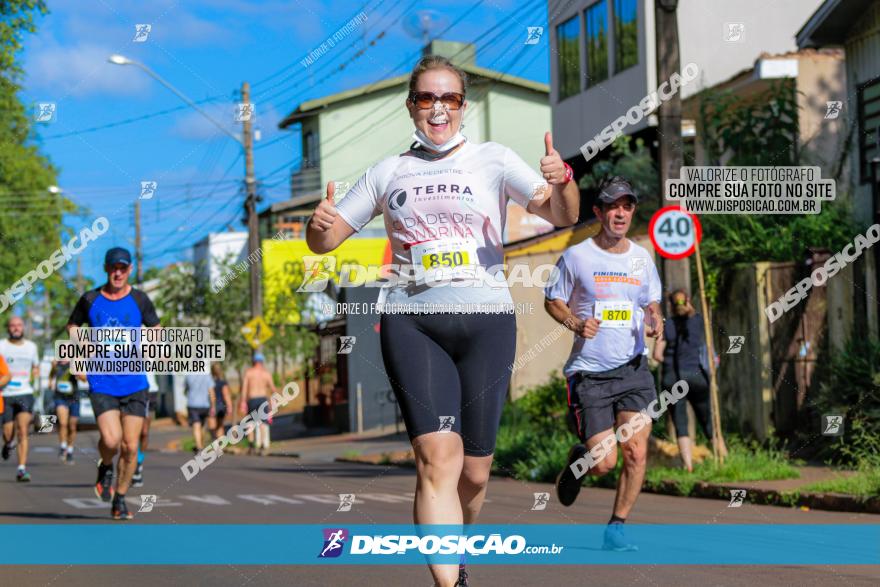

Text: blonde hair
xmin=408 ymin=55 xmax=468 ymax=96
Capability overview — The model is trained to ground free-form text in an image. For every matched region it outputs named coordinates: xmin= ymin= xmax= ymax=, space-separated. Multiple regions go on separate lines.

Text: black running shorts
xmin=2 ymin=394 xmax=35 ymax=423
xmin=379 ymin=312 xmax=517 ymax=456
xmin=566 ymin=355 xmax=657 ymax=443
xmin=187 ymin=407 xmax=210 ymax=425
xmin=90 ymin=389 xmax=149 ymax=418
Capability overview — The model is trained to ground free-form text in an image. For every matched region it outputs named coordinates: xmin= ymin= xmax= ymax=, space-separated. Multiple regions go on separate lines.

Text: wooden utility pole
xmin=694 ymin=239 xmax=726 ymax=463
xmin=655 ymin=0 xmax=690 ymax=294
xmin=242 ymin=81 xmax=262 ymax=319
xmin=134 ymin=200 xmax=143 ymax=285
xmin=76 ymin=257 xmax=84 ymax=292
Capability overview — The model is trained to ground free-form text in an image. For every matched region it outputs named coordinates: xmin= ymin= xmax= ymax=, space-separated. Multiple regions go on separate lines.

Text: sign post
xmin=649 ymin=207 xmax=726 ymax=464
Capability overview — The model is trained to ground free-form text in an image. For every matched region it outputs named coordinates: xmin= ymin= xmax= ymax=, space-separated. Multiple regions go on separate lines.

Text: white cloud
xmin=26 ymin=43 xmax=151 ymax=98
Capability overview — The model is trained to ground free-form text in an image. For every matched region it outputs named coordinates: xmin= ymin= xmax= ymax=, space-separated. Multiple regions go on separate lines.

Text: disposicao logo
xmin=319 ymin=528 xmax=348 ymax=558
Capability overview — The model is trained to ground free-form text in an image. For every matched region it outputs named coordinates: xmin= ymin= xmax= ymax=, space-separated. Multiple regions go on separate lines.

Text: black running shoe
xmin=2 ymin=440 xmax=12 ymax=461
xmin=556 ymin=444 xmax=587 ymax=507
xmin=95 ymin=461 xmax=114 ymax=502
xmin=457 ymin=564 xmax=469 ymax=587
xmin=65 ymin=450 xmax=75 ymax=465
xmin=131 ymin=463 xmax=144 ymax=487
xmin=112 ymin=495 xmax=133 ymax=520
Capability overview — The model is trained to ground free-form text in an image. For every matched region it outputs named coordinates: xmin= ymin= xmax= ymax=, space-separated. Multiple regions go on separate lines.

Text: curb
xmin=336 ymin=456 xmax=879 ymax=514
xmin=645 ymin=480 xmax=880 ymax=514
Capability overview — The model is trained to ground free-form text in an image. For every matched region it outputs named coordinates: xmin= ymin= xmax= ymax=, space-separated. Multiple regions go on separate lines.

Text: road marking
xmin=294 ymin=494 xmax=362 ymax=504
xmin=62 ymin=492 xmax=419 ymax=509
xmin=237 ymin=494 xmax=305 ymax=505
xmin=179 ymin=494 xmax=231 ymax=506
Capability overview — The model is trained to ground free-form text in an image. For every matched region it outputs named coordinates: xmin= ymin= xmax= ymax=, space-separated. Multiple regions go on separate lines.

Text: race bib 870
xmin=594 ymin=301 xmax=634 ymax=329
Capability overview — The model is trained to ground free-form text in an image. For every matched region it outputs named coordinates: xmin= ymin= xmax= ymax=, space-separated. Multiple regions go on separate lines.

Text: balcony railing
xmin=290 ymin=166 xmax=322 ymax=198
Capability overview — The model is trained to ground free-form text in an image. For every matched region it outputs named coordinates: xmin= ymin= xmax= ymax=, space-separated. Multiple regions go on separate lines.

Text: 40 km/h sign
xmin=649 ymin=206 xmax=702 ymax=259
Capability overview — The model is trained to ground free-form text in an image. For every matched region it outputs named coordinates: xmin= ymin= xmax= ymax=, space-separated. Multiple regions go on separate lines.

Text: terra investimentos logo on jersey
xmin=388 ymin=189 xmax=407 ymax=211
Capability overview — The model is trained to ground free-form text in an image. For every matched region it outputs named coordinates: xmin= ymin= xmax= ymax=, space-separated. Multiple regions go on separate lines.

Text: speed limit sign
xmin=649 ymin=206 xmax=702 ymax=259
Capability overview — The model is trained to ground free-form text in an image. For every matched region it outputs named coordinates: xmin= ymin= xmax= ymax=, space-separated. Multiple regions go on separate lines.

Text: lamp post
xmin=108 ymin=55 xmax=262 ymax=320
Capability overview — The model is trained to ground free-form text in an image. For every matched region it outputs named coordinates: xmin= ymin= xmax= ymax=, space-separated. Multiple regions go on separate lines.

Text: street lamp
xmin=107 ymin=54 xmax=242 ymax=145
xmin=107 ymin=53 xmax=263 ymax=323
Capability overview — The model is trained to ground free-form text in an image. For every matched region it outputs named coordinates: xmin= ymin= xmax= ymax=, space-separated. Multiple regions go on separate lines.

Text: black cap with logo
xmin=597 ymin=178 xmax=639 ymax=204
xmin=104 ymin=247 xmax=132 ymax=267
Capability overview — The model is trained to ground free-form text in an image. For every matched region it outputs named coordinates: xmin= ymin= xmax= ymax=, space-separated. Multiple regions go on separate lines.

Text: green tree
xmin=578 ymin=135 xmax=659 ymax=225
xmin=1 ymin=1 xmax=77 ymax=313
xmin=695 ymin=80 xmax=861 ymax=303
xmin=154 ymin=255 xmax=317 ymax=386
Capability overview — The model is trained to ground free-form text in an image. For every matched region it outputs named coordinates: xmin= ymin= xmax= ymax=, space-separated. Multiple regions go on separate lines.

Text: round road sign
xmin=649 ymin=206 xmax=702 ymax=260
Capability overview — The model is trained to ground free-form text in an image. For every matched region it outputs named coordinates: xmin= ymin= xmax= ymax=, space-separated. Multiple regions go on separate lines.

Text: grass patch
xmin=799 ymin=465 xmax=880 ymax=499
xmin=495 ymin=374 xmax=804 ymax=491
xmin=340 ymin=449 xmax=362 ymax=460
xmin=644 ymin=439 xmax=801 ymax=495
xmin=181 ymin=436 xmax=253 ymax=452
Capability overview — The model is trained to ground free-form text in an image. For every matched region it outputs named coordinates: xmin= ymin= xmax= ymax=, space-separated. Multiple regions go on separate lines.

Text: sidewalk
xmin=332 ymin=439 xmax=880 ymax=514
xmin=267 ymin=424 xmax=410 ymax=462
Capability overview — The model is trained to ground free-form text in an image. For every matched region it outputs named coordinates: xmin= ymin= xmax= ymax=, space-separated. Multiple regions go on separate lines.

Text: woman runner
xmin=306 ymin=55 xmax=579 ymax=586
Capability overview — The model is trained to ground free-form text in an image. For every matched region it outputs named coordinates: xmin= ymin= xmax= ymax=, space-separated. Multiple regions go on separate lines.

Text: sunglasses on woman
xmin=408 ymin=91 xmax=465 ymax=110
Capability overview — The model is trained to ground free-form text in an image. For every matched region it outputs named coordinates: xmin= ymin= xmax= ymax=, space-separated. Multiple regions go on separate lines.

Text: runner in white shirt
xmin=544 ymin=176 xmax=664 ymax=552
xmin=307 ymin=55 xmax=579 ymax=587
xmin=0 ymin=316 xmax=41 ymax=481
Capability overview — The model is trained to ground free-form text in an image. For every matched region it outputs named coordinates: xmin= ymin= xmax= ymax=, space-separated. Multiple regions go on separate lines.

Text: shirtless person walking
xmin=239 ymin=353 xmax=275 ymax=456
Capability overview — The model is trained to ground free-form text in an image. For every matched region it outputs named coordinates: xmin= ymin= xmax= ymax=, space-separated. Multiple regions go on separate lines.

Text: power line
xmin=251 ymin=0 xmax=394 ymax=92
xmin=257 ymin=0 xmax=534 ymax=183
xmin=254 ymin=0 xmax=408 ymax=106
xmin=38 ymin=96 xmax=226 ymax=141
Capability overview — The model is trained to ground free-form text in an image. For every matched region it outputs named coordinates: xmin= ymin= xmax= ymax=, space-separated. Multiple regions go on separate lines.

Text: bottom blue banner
xmin=2 ymin=524 xmax=877 ymax=565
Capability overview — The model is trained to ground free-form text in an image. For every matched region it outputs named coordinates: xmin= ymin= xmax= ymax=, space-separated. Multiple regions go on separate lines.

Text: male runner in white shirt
xmin=544 ymin=176 xmax=663 ymax=551
xmin=0 ymin=316 xmax=41 ymax=482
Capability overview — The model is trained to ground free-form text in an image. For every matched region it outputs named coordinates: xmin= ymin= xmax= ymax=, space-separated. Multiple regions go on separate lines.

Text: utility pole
xmin=655 ymin=0 xmax=690 ymax=294
xmin=242 ymin=81 xmax=262 ymax=319
xmin=44 ymin=286 xmax=51 ymax=348
xmin=134 ymin=200 xmax=143 ymax=285
xmin=76 ymin=257 xmax=84 ymax=293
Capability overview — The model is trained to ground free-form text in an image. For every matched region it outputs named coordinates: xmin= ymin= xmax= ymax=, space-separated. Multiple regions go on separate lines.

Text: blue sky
xmin=20 ymin=0 xmax=550 ymax=284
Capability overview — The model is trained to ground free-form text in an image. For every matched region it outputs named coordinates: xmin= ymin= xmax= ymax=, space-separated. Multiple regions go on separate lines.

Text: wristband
xmin=562 ymin=162 xmax=574 ymax=184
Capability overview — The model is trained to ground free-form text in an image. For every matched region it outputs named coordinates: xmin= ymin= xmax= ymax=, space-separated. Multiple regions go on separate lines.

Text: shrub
xmin=811 ymin=338 xmax=880 ymax=467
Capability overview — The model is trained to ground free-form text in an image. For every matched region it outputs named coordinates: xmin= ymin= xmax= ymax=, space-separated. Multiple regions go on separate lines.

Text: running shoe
xmin=603 ymin=523 xmax=638 ymax=552
xmin=59 ymin=447 xmax=67 ymax=461
xmin=456 ymin=564 xmax=469 ymax=586
xmin=2 ymin=438 xmax=15 ymax=460
xmin=555 ymin=444 xmax=587 ymax=506
xmin=95 ymin=461 xmax=115 ymax=502
xmin=16 ymin=469 xmax=31 ymax=482
xmin=111 ymin=495 xmax=133 ymax=521
xmin=131 ymin=463 xmax=144 ymax=487
xmin=65 ymin=450 xmax=75 ymax=465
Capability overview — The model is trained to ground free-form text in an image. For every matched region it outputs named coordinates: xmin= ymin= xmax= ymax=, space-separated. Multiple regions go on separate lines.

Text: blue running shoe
xmin=603 ymin=523 xmax=638 ymax=552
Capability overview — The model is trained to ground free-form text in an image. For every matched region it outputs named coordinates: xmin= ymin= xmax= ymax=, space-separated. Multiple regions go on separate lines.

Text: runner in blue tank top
xmin=67 ymin=247 xmax=160 ymax=520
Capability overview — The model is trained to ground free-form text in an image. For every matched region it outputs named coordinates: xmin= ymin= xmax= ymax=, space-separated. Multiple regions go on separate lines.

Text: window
xmin=557 ymin=16 xmax=581 ymax=100
xmin=859 ymin=77 xmax=880 ymax=183
xmin=585 ymin=0 xmax=609 ymax=86
xmin=304 ymin=130 xmax=319 ymax=168
xmin=614 ymin=0 xmax=638 ymax=73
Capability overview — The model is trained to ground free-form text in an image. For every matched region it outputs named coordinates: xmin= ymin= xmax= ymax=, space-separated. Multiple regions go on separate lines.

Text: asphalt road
xmin=0 ymin=431 xmax=877 ymax=586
